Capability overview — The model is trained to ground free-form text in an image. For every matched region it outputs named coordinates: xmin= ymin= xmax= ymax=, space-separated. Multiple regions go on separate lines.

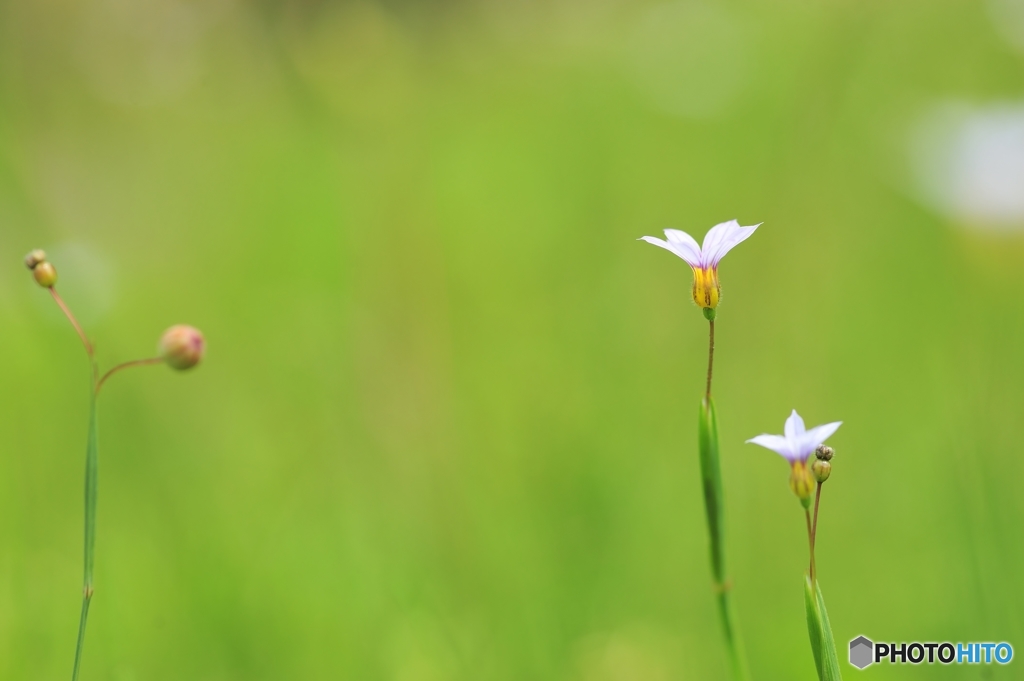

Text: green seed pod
xmin=702 ymin=306 xmax=717 ymax=321
xmin=811 ymin=458 xmax=831 ymax=483
xmin=33 ymin=261 xmax=58 ymax=288
xmin=159 ymin=325 xmax=205 ymax=370
xmin=24 ymin=249 xmax=47 ymax=270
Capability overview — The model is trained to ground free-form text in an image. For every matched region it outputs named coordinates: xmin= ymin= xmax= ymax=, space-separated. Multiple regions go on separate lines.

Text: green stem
xmin=698 ymin=397 xmax=750 ymax=681
xmin=717 ymin=587 xmax=751 ymax=681
xmin=71 ymin=592 xmax=92 ymax=681
xmin=72 ymin=388 xmax=99 ymax=681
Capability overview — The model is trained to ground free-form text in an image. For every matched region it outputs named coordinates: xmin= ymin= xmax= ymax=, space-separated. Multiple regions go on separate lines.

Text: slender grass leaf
xmin=698 ymin=398 xmax=750 ymax=680
xmin=72 ymin=393 xmax=98 ymax=681
xmin=805 ymin=575 xmax=843 ymax=681
xmin=816 ymin=580 xmax=843 ymax=680
xmin=698 ymin=398 xmax=725 ymax=583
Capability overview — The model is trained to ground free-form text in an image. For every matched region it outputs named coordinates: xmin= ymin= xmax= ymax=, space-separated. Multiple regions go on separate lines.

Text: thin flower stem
xmin=705 ymin=319 xmax=715 ymax=400
xmin=50 ymin=288 xmax=94 ymax=360
xmin=46 ymin=286 xmax=100 ymax=680
xmin=811 ymin=482 xmax=822 ymax=547
xmin=95 ymin=358 xmax=164 ymax=395
xmin=805 ymin=507 xmax=816 ymax=583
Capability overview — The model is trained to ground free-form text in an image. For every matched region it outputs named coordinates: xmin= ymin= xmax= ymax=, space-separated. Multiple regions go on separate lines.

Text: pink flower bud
xmin=159 ymin=325 xmax=205 ymax=370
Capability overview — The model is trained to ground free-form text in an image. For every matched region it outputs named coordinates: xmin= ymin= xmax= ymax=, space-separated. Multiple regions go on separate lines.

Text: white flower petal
xmin=700 ymin=220 xmax=740 ymax=262
xmin=746 ymin=434 xmax=796 ymax=461
xmin=784 ymin=409 xmax=806 ymax=441
xmin=798 ymin=421 xmax=843 ymax=459
xmin=638 ymin=235 xmax=679 ymax=256
xmin=701 ymin=221 xmax=760 ymax=268
xmin=663 ymin=229 xmax=703 ymax=266
xmin=638 ymin=234 xmax=701 ymax=268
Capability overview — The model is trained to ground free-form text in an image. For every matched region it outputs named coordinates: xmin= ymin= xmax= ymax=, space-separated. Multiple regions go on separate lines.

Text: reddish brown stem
xmin=96 ymin=357 xmax=163 ymax=395
xmin=812 ymin=482 xmax=822 ymax=545
xmin=50 ymin=287 xmax=93 ymax=359
xmin=805 ymin=507 xmax=816 ymax=583
xmin=705 ymin=319 xmax=715 ymax=400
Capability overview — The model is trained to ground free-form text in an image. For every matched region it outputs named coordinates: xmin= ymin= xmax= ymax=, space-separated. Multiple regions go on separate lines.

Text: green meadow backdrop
xmin=1 ymin=0 xmax=1023 ymax=678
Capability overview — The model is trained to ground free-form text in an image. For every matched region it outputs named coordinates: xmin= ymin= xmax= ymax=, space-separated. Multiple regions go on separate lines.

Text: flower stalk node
xmin=712 ymin=578 xmax=734 ymax=594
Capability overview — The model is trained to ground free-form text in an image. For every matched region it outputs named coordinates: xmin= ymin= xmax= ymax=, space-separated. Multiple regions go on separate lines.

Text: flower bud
xmin=811 ymin=459 xmax=831 ymax=483
xmin=691 ymin=267 xmax=721 ymax=310
xmin=33 ymin=261 xmax=58 ymax=288
xmin=815 ymin=445 xmax=834 ymax=461
xmin=789 ymin=460 xmax=814 ymax=502
xmin=159 ymin=325 xmax=205 ymax=370
xmin=24 ymin=249 xmax=47 ymax=270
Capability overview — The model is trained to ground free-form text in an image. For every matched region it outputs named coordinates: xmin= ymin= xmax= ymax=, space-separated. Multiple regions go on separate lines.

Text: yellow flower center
xmin=691 ymin=267 xmax=721 ymax=309
xmin=789 ymin=460 xmax=814 ymax=501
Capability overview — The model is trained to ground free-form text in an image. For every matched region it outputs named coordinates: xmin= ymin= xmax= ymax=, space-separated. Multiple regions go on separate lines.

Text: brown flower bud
xmin=814 ymin=444 xmax=834 ymax=461
xmin=811 ymin=459 xmax=831 ymax=483
xmin=24 ymin=249 xmax=47 ymax=270
xmin=159 ymin=325 xmax=205 ymax=370
xmin=33 ymin=261 xmax=58 ymax=288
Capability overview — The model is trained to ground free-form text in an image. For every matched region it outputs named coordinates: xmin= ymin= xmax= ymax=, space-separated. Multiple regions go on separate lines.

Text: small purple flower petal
xmin=746 ymin=433 xmax=796 ymax=461
xmin=663 ymin=229 xmax=703 ymax=266
xmin=748 ymin=411 xmax=843 ymax=464
xmin=641 ymin=221 xmax=759 ymax=270
xmin=798 ymin=422 xmax=843 ymax=459
xmin=784 ymin=409 xmax=806 ymax=440
xmin=702 ymin=221 xmax=760 ymax=268
xmin=638 ymin=235 xmax=702 ymax=268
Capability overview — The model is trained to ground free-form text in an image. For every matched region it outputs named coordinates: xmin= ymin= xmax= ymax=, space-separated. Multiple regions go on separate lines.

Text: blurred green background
xmin=2 ymin=0 xmax=1024 ymax=678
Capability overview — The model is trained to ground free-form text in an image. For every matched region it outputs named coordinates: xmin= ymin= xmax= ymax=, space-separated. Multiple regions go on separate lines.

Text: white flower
xmin=639 ymin=219 xmax=760 ymax=309
xmin=746 ymin=410 xmax=842 ymax=463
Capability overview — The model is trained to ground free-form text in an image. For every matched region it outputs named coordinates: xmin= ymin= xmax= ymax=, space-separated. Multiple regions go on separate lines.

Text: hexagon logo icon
xmin=850 ymin=636 xmax=874 ymax=669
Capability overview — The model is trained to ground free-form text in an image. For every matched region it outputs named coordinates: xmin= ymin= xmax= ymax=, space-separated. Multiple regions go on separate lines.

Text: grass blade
xmin=698 ymin=398 xmax=725 ymax=583
xmin=804 ymin=576 xmax=843 ymax=681
xmin=698 ymin=398 xmax=750 ymax=681
xmin=72 ymin=393 xmax=98 ymax=681
xmin=815 ymin=580 xmax=843 ymax=680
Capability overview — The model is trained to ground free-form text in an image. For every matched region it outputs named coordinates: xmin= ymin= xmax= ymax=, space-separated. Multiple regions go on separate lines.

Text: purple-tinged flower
xmin=639 ymin=220 xmax=760 ymax=310
xmin=747 ymin=410 xmax=842 ymax=501
xmin=159 ymin=325 xmax=206 ymax=370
